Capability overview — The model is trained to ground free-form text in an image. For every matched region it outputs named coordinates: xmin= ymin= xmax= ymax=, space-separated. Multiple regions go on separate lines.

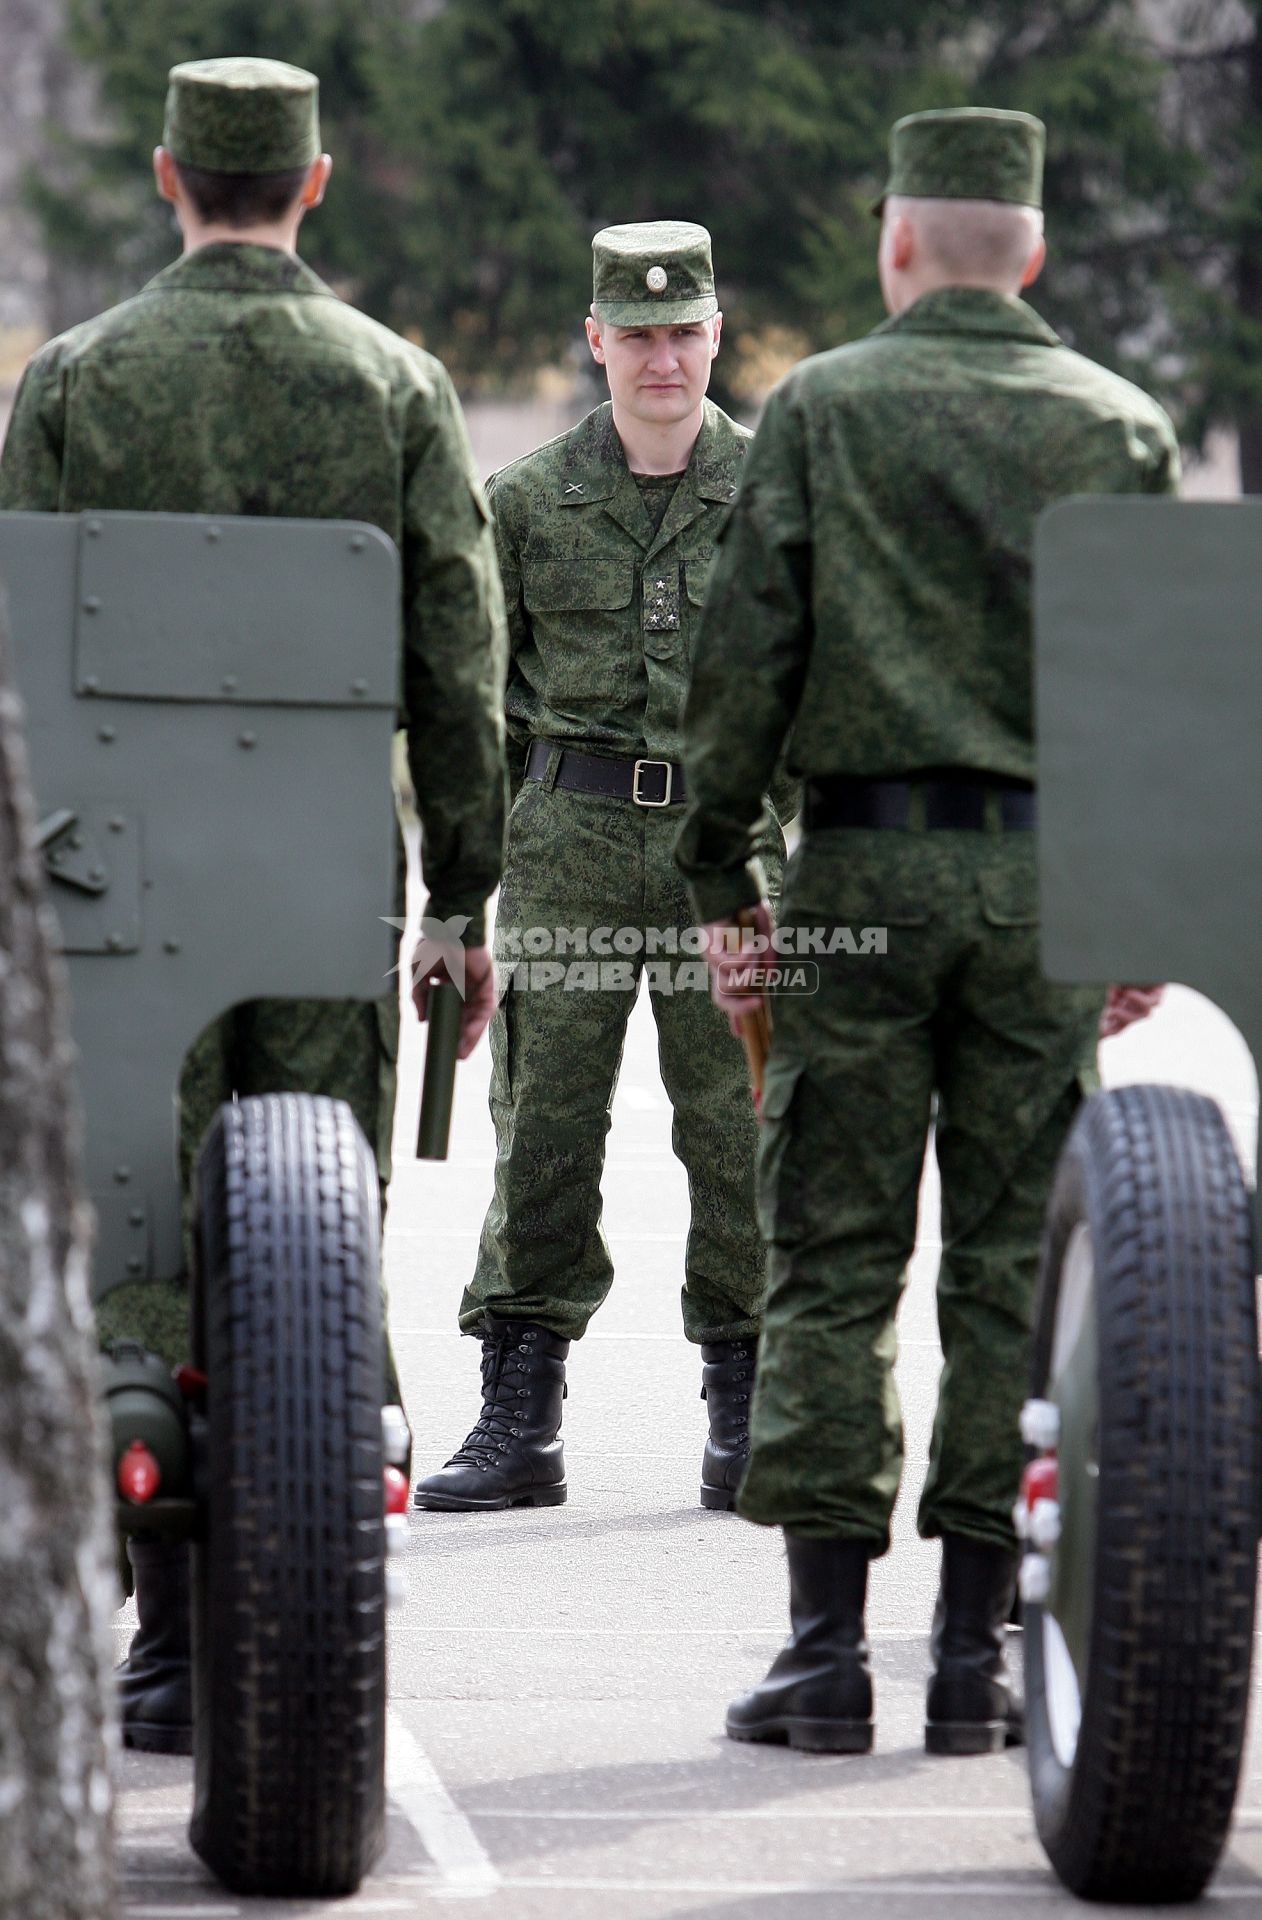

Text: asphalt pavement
xmin=115 ymin=961 xmax=1261 ymax=1918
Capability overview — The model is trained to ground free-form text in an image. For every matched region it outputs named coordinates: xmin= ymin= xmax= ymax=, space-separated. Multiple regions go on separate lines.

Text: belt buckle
xmin=632 ymin=758 xmax=673 ymax=807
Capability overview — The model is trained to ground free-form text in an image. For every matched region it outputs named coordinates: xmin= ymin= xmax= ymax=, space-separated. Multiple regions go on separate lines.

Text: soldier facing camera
xmin=412 ymin=221 xmax=793 ymax=1517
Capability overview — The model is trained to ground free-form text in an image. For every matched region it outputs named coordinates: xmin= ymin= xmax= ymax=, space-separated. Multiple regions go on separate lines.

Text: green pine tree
xmin=24 ymin=0 xmax=1257 ymax=469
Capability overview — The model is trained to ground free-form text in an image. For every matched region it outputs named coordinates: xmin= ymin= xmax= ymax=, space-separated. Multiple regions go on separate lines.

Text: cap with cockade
xmin=872 ymin=108 xmax=1045 ymax=217
xmin=591 ymin=222 xmax=718 ymax=327
xmin=163 ymin=56 xmax=320 ymax=175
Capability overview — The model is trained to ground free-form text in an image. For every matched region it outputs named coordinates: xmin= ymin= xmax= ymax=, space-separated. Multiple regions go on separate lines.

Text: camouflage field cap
xmin=873 ymin=108 xmax=1045 ymax=217
xmin=592 ymin=221 xmax=718 ymax=326
xmin=163 ymin=57 xmax=321 ymax=175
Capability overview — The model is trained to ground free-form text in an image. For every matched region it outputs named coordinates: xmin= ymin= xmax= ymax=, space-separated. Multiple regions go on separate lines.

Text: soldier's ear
xmin=1020 ymin=234 xmax=1047 ymax=289
xmin=300 ymin=155 xmax=333 ymax=210
xmin=889 ymin=214 xmax=916 ymax=272
xmin=710 ymin=313 xmax=723 ymax=358
xmin=585 ymin=313 xmax=606 ymax=364
xmin=153 ymin=147 xmax=179 ymax=207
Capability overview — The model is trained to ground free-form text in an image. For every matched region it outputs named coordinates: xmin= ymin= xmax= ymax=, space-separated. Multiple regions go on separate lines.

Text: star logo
xmin=382 ymin=912 xmax=472 ymax=997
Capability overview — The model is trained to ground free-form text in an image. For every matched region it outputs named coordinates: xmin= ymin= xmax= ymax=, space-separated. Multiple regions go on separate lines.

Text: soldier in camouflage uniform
xmin=677 ymin=110 xmax=1178 ymax=1754
xmin=414 ymin=224 xmax=787 ymax=1515
xmin=0 ymin=56 xmax=507 ymax=1752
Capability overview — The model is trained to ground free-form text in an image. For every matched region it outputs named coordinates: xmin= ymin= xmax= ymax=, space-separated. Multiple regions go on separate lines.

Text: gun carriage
xmin=1023 ymin=498 xmax=1262 ymax=1902
xmin=0 ymin=511 xmax=427 ymax=1898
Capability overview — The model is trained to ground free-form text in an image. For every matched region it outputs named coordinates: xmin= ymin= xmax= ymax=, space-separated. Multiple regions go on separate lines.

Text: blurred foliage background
xmin=23 ymin=0 xmax=1262 ymax=482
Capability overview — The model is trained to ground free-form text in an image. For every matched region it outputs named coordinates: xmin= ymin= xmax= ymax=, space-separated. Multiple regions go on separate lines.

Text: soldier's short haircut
xmin=890 ymin=194 xmax=1043 ymax=286
xmin=173 ymin=161 xmax=309 ymax=228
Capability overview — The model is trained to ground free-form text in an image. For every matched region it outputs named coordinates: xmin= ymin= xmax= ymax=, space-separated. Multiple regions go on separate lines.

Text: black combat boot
xmin=699 ymin=1337 xmax=757 ymax=1510
xmin=412 ymin=1315 xmax=569 ymax=1511
xmin=726 ymin=1534 xmax=873 ymax=1752
xmin=116 ymin=1536 xmax=193 ymax=1755
xmin=925 ymin=1534 xmax=1023 ymax=1754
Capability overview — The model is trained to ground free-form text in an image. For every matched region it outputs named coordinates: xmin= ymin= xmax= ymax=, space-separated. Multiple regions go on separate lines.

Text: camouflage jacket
xmin=677 ymin=287 xmax=1180 ymax=921
xmin=0 ymin=242 xmax=508 ymax=942
xmin=488 ymin=397 xmax=750 ymax=771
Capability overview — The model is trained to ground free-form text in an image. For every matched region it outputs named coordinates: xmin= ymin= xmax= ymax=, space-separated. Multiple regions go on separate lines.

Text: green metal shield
xmin=0 ymin=511 xmax=401 ymax=1298
xmin=1034 ymin=497 xmax=1262 ymax=1216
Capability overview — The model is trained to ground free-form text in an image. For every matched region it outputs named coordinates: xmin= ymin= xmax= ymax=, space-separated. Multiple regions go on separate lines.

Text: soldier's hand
xmin=411 ymin=942 xmax=496 ymax=1059
xmin=1100 ymin=982 xmax=1166 ymax=1040
xmin=702 ymin=901 xmax=775 ymax=1031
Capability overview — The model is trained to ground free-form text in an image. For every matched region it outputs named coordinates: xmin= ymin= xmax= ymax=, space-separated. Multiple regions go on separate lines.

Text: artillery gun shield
xmin=1029 ymin=499 xmax=1262 ymax=1902
xmin=0 ymin=512 xmax=404 ymax=1900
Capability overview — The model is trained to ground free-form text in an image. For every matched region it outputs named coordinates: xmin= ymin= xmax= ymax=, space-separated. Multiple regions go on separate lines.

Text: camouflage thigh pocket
xmin=487 ymin=975 xmax=516 ymax=1107
xmin=755 ymin=1060 xmax=807 ymax=1246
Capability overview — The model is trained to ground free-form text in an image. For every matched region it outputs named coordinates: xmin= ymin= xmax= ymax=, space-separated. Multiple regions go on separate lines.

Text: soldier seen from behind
xmin=413 ymin=224 xmax=793 ymax=1515
xmin=677 ymin=109 xmax=1176 ymax=1756
xmin=0 ymin=56 xmax=508 ymax=1755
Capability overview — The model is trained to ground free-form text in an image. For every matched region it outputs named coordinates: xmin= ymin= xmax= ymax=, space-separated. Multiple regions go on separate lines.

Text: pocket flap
xmin=759 ymin=1060 xmax=804 ymax=1123
xmin=685 ymin=554 xmax=714 ymax=605
xmin=523 ymin=559 xmax=634 ymax=613
xmin=979 ymin=865 xmax=1039 ymax=927
xmin=816 ymin=895 xmax=930 ymax=929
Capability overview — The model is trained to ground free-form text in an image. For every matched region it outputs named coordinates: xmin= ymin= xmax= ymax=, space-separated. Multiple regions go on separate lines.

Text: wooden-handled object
xmin=732 ymin=906 xmax=772 ymax=1115
xmin=737 ymin=1000 xmax=772 ymax=1114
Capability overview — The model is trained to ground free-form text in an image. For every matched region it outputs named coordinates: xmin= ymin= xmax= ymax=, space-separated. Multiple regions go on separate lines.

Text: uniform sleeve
xmin=1144 ymin=409 xmax=1182 ymax=497
xmin=485 ymin=468 xmax=533 ymax=796
xmin=768 ymin=752 xmax=802 ymax=830
xmin=401 ymin=365 xmax=509 ymax=946
xmin=677 ymin=382 xmax=813 ymax=922
xmin=0 ymin=350 xmax=65 ymax=510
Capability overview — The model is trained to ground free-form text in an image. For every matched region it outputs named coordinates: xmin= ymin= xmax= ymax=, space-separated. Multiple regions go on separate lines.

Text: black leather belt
xmin=803 ymin=775 xmax=1036 ymax=832
xmin=524 ymin=739 xmax=686 ymax=808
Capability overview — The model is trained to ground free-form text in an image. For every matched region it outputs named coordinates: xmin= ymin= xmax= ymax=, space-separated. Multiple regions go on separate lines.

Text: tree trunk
xmin=1239 ymin=3 xmax=1262 ymax=495
xmin=0 ymin=586 xmax=117 ymax=1920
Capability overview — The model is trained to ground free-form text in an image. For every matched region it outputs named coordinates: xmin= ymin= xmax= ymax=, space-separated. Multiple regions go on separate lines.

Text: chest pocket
xmin=685 ymin=551 xmax=715 ymax=608
xmin=676 ymin=549 xmax=716 ymax=664
xmin=683 ymin=545 xmax=714 ymax=595
xmin=521 ymin=557 xmax=635 ymax=710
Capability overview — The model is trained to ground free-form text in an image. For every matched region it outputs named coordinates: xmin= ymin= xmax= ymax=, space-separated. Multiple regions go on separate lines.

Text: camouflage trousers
xmin=94 ymin=993 xmax=399 ymax=1375
xmin=737 ymin=827 xmax=1102 ymax=1552
xmin=460 ymin=778 xmax=780 ymax=1343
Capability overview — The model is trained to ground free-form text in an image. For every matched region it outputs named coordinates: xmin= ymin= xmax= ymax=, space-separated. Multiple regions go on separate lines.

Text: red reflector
xmin=1022 ymin=1455 xmax=1058 ymax=1507
xmin=174 ymin=1366 xmax=208 ymax=1399
xmin=118 ymin=1439 xmax=162 ymax=1504
xmin=384 ymin=1466 xmax=409 ymax=1515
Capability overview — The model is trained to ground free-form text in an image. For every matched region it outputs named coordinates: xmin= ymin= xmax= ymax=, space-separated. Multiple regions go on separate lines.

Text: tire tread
xmin=1027 ymin=1084 xmax=1258 ymax=1904
xmin=189 ymin=1093 xmax=386 ymax=1897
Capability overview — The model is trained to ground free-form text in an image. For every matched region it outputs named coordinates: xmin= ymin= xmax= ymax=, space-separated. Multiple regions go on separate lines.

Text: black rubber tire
xmin=1026 ymin=1084 xmax=1259 ymax=1904
xmin=188 ymin=1094 xmax=387 ymax=1897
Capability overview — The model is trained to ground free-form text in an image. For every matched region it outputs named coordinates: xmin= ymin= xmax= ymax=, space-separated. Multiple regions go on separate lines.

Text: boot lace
xmin=718 ymin=1341 xmax=755 ymax=1403
xmin=446 ymin=1327 xmax=534 ymax=1471
xmin=708 ymin=1340 xmax=756 ymax=1454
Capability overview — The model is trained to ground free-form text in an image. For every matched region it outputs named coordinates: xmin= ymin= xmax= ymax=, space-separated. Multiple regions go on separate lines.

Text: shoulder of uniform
xmin=703 ymin=398 xmax=754 ymax=444
xmin=784 ymin=336 xmax=889 ymax=400
xmin=21 ymin=291 xmax=162 ymax=374
xmin=1043 ymin=345 xmax=1177 ymax=438
xmin=487 ymin=405 xmax=609 ymax=503
xmin=317 ymin=304 xmax=456 ymax=398
xmin=744 ymin=341 xmax=878 ymax=430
